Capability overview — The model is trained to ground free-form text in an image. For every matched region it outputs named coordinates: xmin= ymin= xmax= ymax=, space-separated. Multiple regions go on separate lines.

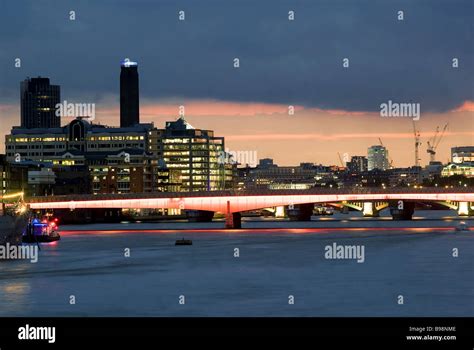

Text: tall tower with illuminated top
xmin=120 ymin=58 xmax=139 ymax=127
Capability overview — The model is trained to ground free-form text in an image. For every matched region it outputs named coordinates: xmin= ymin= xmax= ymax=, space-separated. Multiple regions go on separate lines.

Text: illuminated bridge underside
xmin=29 ymin=193 xmax=474 ymax=213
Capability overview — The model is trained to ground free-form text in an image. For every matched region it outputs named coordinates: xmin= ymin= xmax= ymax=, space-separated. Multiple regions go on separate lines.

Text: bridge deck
xmin=27 ymin=187 xmax=474 ymax=203
xmin=26 ymin=187 xmax=474 ymax=213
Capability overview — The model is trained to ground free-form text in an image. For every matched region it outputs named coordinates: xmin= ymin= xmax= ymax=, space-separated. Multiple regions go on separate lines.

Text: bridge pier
xmin=458 ymin=202 xmax=474 ymax=216
xmin=287 ymin=203 xmax=314 ymax=221
xmin=390 ymin=200 xmax=415 ymax=220
xmin=185 ymin=210 xmax=214 ymax=222
xmin=224 ymin=200 xmax=241 ymax=229
xmin=225 ymin=212 xmax=241 ymax=229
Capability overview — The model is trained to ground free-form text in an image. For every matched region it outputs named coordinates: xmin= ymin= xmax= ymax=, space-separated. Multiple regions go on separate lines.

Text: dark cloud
xmin=1 ymin=0 xmax=473 ymax=112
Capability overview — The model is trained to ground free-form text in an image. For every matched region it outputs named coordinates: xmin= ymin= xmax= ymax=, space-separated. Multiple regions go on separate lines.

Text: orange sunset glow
xmin=1 ymin=99 xmax=472 ymax=167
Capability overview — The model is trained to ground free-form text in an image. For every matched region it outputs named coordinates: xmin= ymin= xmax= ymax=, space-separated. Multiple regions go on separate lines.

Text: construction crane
xmin=412 ymin=121 xmax=421 ymax=167
xmin=337 ymin=152 xmax=345 ymax=167
xmin=426 ymin=123 xmax=448 ymax=163
xmin=378 ymin=138 xmax=394 ymax=169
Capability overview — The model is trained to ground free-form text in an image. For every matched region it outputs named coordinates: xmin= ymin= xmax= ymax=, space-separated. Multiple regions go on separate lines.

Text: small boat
xmin=22 ymin=233 xmax=60 ymax=243
xmin=22 ymin=218 xmax=61 ymax=243
xmin=454 ymin=222 xmax=470 ymax=232
xmin=175 ymin=238 xmax=192 ymax=246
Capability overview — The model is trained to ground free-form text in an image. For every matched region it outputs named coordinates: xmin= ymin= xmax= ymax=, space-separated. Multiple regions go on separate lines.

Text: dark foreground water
xmin=0 ymin=210 xmax=473 ymax=316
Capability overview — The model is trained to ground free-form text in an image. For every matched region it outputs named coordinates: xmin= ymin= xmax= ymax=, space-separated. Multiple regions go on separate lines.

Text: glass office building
xmin=161 ymin=117 xmax=229 ymax=191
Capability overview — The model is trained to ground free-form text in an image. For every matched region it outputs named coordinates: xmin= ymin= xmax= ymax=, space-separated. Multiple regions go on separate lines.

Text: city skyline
xmin=1 ymin=84 xmax=472 ymax=167
xmin=1 ymin=0 xmax=473 ymax=166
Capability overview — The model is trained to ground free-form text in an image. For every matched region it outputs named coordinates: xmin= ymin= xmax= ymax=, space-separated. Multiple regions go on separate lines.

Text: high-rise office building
xmin=368 ymin=145 xmax=389 ymax=171
xmin=21 ymin=77 xmax=60 ymax=129
xmin=120 ymin=58 xmax=140 ymax=127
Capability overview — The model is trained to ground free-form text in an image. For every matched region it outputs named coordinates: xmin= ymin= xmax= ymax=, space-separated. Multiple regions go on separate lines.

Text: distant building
xmin=5 ymin=118 xmax=160 ymax=195
xmin=358 ymin=169 xmax=391 ymax=187
xmin=439 ymin=146 xmax=474 ymax=179
xmin=239 ymin=162 xmax=340 ymax=190
xmin=21 ymin=77 xmax=60 ymax=129
xmin=441 ymin=162 xmax=474 ymax=178
xmin=423 ymin=161 xmax=443 ymax=180
xmin=451 ymin=146 xmax=474 ymax=164
xmin=258 ymin=158 xmax=276 ymax=168
xmin=2 ymin=159 xmax=61 ymax=196
xmin=388 ymin=166 xmax=423 ymax=187
xmin=2 ymin=160 xmax=55 ymax=197
xmin=347 ymin=156 xmax=368 ymax=173
xmin=5 ymin=118 xmax=152 ymax=162
xmin=368 ymin=145 xmax=389 ymax=171
xmin=47 ymin=149 xmax=153 ymax=194
xmin=120 ymin=59 xmax=140 ymax=127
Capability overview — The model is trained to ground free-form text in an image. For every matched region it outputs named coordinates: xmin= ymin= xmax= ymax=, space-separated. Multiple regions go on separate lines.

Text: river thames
xmin=0 ymin=210 xmax=473 ymax=317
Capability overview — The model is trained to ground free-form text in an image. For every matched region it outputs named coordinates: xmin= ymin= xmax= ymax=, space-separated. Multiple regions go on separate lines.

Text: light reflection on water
xmin=2 ymin=281 xmax=31 ymax=295
xmin=0 ymin=273 xmax=32 ymax=314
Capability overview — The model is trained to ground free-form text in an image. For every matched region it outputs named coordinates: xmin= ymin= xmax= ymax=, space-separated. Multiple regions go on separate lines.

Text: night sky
xmin=1 ymin=0 xmax=473 ymax=165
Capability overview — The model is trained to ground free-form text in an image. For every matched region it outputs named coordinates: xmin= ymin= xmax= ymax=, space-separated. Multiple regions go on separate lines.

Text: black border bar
xmin=0 ymin=317 xmax=472 ymax=346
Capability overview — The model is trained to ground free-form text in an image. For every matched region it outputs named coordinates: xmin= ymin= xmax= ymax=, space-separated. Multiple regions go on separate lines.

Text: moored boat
xmin=22 ymin=218 xmax=61 ymax=243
